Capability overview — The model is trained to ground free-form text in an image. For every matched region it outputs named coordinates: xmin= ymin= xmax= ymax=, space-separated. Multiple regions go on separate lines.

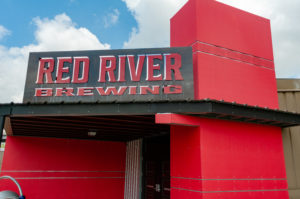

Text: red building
xmin=1 ymin=0 xmax=300 ymax=198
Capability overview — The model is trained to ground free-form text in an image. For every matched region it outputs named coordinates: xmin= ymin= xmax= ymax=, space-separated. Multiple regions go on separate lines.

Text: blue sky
xmin=0 ymin=0 xmax=300 ymax=102
xmin=0 ymin=0 xmax=136 ymax=49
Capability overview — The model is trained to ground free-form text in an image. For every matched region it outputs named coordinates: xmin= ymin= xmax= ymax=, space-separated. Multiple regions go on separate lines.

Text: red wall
xmin=169 ymin=1 xmax=287 ymax=197
xmin=170 ymin=118 xmax=289 ymax=199
xmin=0 ymin=136 xmax=126 ymax=199
xmin=171 ymin=0 xmax=278 ymax=109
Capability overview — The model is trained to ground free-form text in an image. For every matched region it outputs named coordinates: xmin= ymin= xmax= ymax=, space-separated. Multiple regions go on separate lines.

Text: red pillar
xmin=171 ymin=0 xmax=278 ymax=109
xmin=157 ymin=114 xmax=289 ymax=199
xmin=167 ymin=0 xmax=289 ymax=198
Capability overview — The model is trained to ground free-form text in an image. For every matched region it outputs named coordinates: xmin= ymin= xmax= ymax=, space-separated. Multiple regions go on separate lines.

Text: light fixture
xmin=0 ymin=176 xmax=25 ymax=199
xmin=88 ymin=131 xmax=97 ymax=137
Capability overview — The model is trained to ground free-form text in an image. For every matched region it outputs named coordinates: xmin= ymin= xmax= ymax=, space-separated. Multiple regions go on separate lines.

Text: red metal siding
xmin=170 ymin=117 xmax=289 ymax=199
xmin=0 ymin=136 xmax=126 ymax=199
xmin=171 ymin=0 xmax=274 ymax=60
xmin=193 ymin=53 xmax=278 ymax=107
xmin=170 ymin=0 xmax=278 ymax=109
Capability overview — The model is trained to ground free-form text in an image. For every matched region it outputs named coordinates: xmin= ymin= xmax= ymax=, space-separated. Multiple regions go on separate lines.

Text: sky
xmin=0 ymin=0 xmax=299 ymax=103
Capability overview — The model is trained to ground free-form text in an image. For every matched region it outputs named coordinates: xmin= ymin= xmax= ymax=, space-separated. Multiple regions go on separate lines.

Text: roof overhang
xmin=1 ymin=100 xmax=300 ymax=141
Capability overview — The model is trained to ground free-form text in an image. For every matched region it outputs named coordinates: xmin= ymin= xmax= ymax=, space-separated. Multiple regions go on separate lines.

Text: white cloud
xmin=104 ymin=9 xmax=120 ymax=28
xmin=122 ymin=0 xmax=187 ymax=48
xmin=217 ymin=0 xmax=300 ymax=78
xmin=123 ymin=0 xmax=300 ymax=78
xmin=33 ymin=14 xmax=110 ymax=51
xmin=0 ymin=13 xmax=110 ymax=103
xmin=123 ymin=0 xmax=141 ymax=11
xmin=217 ymin=0 xmax=275 ymax=18
xmin=0 ymin=25 xmax=10 ymax=40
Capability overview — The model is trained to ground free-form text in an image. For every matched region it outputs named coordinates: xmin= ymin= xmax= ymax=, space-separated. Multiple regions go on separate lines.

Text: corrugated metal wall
xmin=278 ymin=79 xmax=300 ymax=199
xmin=124 ymin=139 xmax=142 ymax=199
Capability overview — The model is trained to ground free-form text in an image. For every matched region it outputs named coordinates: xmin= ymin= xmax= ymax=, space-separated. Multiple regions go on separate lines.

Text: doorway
xmin=143 ymin=135 xmax=170 ymax=199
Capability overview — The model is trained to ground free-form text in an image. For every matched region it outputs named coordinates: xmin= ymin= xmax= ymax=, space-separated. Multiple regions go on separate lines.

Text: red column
xmin=157 ymin=114 xmax=289 ymax=199
xmin=167 ymin=0 xmax=288 ymax=198
xmin=171 ymin=0 xmax=278 ymax=109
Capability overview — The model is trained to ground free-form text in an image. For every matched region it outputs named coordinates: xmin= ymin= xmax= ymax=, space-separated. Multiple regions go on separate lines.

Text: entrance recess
xmin=143 ymin=135 xmax=170 ymax=199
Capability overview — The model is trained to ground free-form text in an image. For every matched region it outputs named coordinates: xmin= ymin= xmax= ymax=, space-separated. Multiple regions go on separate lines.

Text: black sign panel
xmin=23 ymin=47 xmax=193 ymax=103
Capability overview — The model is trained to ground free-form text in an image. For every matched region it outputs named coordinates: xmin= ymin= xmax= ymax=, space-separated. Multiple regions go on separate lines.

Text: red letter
xmin=163 ymin=85 xmax=182 ymax=94
xmin=98 ymin=56 xmax=116 ymax=82
xmin=164 ymin=53 xmax=183 ymax=81
xmin=56 ymin=57 xmax=72 ymax=83
xmin=72 ymin=56 xmax=90 ymax=83
xmin=35 ymin=88 xmax=53 ymax=96
xmin=77 ymin=87 xmax=94 ymax=96
xmin=140 ymin=85 xmax=160 ymax=95
xmin=55 ymin=88 xmax=75 ymax=96
xmin=96 ymin=86 xmax=128 ymax=96
xmin=146 ymin=54 xmax=163 ymax=81
xmin=129 ymin=86 xmax=137 ymax=95
xmin=118 ymin=56 xmax=126 ymax=82
xmin=127 ymin=55 xmax=145 ymax=81
xmin=36 ymin=58 xmax=55 ymax=84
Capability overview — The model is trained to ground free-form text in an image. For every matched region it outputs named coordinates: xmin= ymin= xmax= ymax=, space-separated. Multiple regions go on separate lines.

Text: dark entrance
xmin=143 ymin=135 xmax=170 ymax=199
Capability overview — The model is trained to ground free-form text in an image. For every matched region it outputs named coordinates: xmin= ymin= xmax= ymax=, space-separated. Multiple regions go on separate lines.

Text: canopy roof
xmin=1 ymin=100 xmax=300 ymax=141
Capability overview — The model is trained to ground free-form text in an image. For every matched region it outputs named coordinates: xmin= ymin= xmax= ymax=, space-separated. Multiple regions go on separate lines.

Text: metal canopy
xmin=1 ymin=100 xmax=300 ymax=141
xmin=9 ymin=115 xmax=170 ymax=142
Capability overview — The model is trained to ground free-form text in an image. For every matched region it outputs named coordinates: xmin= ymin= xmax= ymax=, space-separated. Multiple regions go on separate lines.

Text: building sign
xmin=23 ymin=47 xmax=193 ymax=103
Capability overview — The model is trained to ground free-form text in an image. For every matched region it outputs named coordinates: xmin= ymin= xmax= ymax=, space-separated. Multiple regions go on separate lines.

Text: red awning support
xmin=155 ymin=113 xmax=200 ymax=127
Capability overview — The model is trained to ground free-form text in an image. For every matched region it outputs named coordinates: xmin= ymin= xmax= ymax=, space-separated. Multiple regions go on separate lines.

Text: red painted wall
xmin=168 ymin=0 xmax=289 ymax=198
xmin=0 ymin=136 xmax=126 ymax=199
xmin=171 ymin=0 xmax=278 ymax=109
xmin=170 ymin=118 xmax=289 ymax=199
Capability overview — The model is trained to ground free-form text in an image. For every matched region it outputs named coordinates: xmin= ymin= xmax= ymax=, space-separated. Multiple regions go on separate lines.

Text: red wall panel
xmin=170 ymin=117 xmax=289 ymax=199
xmin=170 ymin=126 xmax=201 ymax=178
xmin=171 ymin=0 xmax=278 ymax=109
xmin=0 ymin=136 xmax=126 ymax=199
xmin=193 ymin=53 xmax=278 ymax=108
xmin=171 ymin=0 xmax=274 ymax=60
xmin=198 ymin=118 xmax=286 ymax=179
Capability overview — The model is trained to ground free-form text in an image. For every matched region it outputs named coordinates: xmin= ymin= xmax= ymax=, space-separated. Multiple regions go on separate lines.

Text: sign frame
xmin=23 ymin=47 xmax=193 ymax=103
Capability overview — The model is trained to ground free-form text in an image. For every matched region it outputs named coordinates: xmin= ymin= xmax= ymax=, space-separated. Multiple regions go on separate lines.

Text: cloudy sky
xmin=0 ymin=0 xmax=299 ymax=103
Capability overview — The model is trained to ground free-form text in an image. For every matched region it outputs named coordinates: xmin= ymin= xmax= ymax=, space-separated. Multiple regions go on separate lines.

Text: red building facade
xmin=1 ymin=0 xmax=299 ymax=198
xmin=167 ymin=0 xmax=285 ymax=198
